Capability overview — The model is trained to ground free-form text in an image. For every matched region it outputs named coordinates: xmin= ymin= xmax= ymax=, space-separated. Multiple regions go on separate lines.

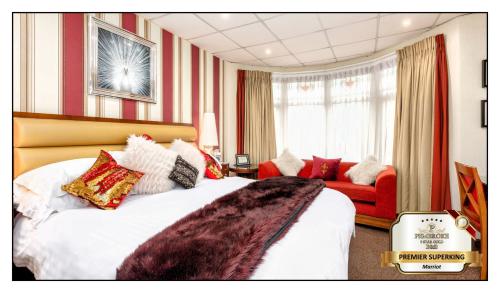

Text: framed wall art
xmin=482 ymin=59 xmax=487 ymax=88
xmin=88 ymin=17 xmax=157 ymax=103
xmin=481 ymin=99 xmax=487 ymax=128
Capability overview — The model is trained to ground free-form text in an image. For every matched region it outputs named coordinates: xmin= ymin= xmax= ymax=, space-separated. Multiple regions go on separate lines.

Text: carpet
xmin=348 ymin=225 xmax=480 ymax=280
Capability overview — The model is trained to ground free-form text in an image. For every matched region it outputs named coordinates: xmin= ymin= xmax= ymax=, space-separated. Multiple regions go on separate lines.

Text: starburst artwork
xmin=97 ymin=28 xmax=150 ymax=96
xmin=89 ymin=17 xmax=156 ymax=103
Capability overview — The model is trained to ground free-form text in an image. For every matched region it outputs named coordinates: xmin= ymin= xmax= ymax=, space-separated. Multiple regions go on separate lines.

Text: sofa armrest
xmin=374 ymin=166 xmax=397 ymax=219
xmin=258 ymin=161 xmax=281 ymax=179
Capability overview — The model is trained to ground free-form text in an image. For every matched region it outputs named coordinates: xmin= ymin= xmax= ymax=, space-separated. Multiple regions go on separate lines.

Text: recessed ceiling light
xmin=220 ymin=14 xmax=230 ymax=20
xmin=402 ymin=19 xmax=412 ymax=27
xmin=265 ymin=48 xmax=272 ymax=55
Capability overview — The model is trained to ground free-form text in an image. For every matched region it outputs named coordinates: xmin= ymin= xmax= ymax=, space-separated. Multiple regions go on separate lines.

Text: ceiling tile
xmin=378 ymin=13 xmax=439 ymax=37
xmin=319 ymin=13 xmax=378 ymax=29
xmin=153 ymin=14 xmax=215 ymax=39
xmin=327 ymin=18 xmax=377 ymax=46
xmin=333 ymin=39 xmax=375 ymax=58
xmin=296 ymin=48 xmax=334 ymax=63
xmin=215 ymin=48 xmax=256 ymax=62
xmin=245 ymin=59 xmax=268 ymax=66
xmin=263 ymin=55 xmax=301 ymax=66
xmin=264 ymin=14 xmax=322 ymax=39
xmin=255 ymin=13 xmax=282 ymax=20
xmin=224 ymin=22 xmax=276 ymax=47
xmin=137 ymin=13 xmax=167 ymax=20
xmin=282 ymin=31 xmax=329 ymax=54
xmin=435 ymin=13 xmax=466 ymax=25
xmin=246 ymin=41 xmax=289 ymax=59
xmin=189 ymin=33 xmax=239 ymax=53
xmin=197 ymin=13 xmax=258 ymax=30
xmin=376 ymin=29 xmax=427 ymax=51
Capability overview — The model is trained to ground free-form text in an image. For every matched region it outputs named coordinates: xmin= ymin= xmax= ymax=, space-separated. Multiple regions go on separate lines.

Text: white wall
xmin=222 ymin=13 xmax=487 ymax=209
xmin=449 ymin=14 xmax=487 ymax=208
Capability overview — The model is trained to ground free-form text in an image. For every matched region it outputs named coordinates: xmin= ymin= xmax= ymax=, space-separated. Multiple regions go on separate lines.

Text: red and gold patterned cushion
xmin=141 ymin=134 xmax=153 ymax=141
xmin=309 ymin=156 xmax=341 ymax=181
xmin=199 ymin=149 xmax=224 ymax=179
xmin=62 ymin=150 xmax=144 ymax=209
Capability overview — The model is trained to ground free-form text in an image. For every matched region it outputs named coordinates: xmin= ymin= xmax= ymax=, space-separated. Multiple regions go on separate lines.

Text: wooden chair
xmin=455 ymin=162 xmax=487 ymax=280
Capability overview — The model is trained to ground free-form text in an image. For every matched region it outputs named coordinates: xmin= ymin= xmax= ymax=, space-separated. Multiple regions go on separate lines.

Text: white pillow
xmin=121 ymin=135 xmax=177 ymax=194
xmin=345 ymin=155 xmax=387 ymax=185
xmin=169 ymin=139 xmax=206 ymax=183
xmin=14 ymin=184 xmax=89 ymax=226
xmin=13 ymin=156 xmax=112 ymax=225
xmin=272 ymin=149 xmax=305 ymax=176
xmin=14 ymin=151 xmax=125 ymax=198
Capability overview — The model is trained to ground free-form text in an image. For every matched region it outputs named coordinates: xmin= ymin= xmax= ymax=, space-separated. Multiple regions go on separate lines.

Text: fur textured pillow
xmin=345 ymin=155 xmax=387 ymax=185
xmin=122 ymin=135 xmax=177 ymax=194
xmin=169 ymin=139 xmax=206 ymax=183
xmin=272 ymin=148 xmax=305 ymax=176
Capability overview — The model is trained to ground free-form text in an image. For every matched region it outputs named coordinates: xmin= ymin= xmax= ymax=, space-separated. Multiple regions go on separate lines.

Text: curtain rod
xmin=273 ymin=52 xmax=397 ymax=77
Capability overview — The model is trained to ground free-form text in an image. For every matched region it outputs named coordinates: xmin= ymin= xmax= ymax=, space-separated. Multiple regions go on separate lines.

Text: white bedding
xmin=13 ymin=177 xmax=355 ymax=280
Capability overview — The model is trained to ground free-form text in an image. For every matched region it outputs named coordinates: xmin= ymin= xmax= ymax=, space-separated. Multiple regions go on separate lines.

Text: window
xmin=272 ymin=55 xmax=397 ymax=164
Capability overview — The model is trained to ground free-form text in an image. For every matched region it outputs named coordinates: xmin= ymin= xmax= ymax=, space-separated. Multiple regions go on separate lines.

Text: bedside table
xmin=220 ymin=162 xmax=230 ymax=177
xmin=229 ymin=164 xmax=259 ymax=179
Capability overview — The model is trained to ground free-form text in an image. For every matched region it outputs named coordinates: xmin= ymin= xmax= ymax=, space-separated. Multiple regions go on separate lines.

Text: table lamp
xmin=200 ymin=112 xmax=218 ymax=155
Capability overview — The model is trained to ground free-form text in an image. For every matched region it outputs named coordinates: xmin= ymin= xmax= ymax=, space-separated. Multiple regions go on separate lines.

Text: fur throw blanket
xmin=116 ymin=176 xmax=325 ymax=280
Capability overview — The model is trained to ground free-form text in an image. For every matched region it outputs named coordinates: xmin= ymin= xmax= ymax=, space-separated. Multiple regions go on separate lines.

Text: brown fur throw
xmin=116 ymin=176 xmax=325 ymax=280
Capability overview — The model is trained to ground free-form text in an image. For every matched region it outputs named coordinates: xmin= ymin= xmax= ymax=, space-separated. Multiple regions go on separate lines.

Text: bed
xmin=13 ymin=113 xmax=356 ymax=280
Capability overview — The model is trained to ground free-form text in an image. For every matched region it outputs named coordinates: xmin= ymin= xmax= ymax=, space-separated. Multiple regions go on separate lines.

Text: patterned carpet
xmin=348 ymin=225 xmax=481 ymax=280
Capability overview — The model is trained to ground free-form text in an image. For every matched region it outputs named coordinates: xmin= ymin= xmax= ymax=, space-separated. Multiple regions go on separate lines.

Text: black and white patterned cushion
xmin=168 ymin=155 xmax=199 ymax=189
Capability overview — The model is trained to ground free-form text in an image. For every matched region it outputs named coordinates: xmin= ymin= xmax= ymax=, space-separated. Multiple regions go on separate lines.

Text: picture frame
xmin=88 ymin=17 xmax=157 ymax=103
xmin=481 ymin=100 xmax=487 ymax=128
xmin=235 ymin=154 xmax=251 ymax=167
xmin=482 ymin=59 xmax=487 ymax=88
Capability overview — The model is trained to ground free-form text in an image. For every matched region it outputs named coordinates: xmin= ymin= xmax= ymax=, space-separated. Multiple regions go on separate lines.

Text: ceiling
xmin=139 ymin=13 xmax=466 ymax=67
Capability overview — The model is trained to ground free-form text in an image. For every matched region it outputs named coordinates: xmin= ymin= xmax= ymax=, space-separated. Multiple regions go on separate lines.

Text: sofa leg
xmin=355 ymin=214 xmax=394 ymax=229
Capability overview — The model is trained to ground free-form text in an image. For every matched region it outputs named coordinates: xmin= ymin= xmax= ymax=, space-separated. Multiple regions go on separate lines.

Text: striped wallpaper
xmin=13 ymin=13 xmax=225 ymax=153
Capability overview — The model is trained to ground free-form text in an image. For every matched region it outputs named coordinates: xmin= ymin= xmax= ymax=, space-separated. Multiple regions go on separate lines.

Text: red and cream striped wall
xmin=13 ymin=13 xmax=225 ymax=152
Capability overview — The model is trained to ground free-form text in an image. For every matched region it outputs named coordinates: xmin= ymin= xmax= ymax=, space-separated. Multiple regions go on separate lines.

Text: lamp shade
xmin=200 ymin=112 xmax=219 ymax=147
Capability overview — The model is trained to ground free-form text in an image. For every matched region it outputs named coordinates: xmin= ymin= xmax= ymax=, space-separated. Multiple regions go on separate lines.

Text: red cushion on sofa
xmin=310 ymin=156 xmax=341 ymax=180
xmin=297 ymin=160 xmax=313 ymax=178
xmin=336 ymin=162 xmax=357 ymax=182
xmin=325 ymin=181 xmax=376 ymax=203
xmin=258 ymin=160 xmax=282 ymax=179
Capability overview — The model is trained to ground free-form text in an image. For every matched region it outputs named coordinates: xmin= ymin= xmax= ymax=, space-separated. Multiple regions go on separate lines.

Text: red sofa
xmin=258 ymin=160 xmax=397 ymax=228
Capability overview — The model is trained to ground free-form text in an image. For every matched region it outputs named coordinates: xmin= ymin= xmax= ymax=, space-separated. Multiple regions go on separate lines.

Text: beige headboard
xmin=13 ymin=112 xmax=197 ymax=178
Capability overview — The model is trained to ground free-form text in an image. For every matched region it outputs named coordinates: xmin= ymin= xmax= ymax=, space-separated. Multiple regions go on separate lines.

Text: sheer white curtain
xmin=272 ymin=55 xmax=397 ymax=164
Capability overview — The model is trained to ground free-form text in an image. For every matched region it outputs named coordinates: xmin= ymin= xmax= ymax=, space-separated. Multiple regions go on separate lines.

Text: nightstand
xmin=220 ymin=162 xmax=230 ymax=177
xmin=229 ymin=164 xmax=259 ymax=179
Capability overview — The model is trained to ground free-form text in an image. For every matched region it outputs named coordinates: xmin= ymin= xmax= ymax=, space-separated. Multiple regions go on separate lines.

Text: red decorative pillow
xmin=62 ymin=150 xmax=144 ymax=209
xmin=199 ymin=149 xmax=224 ymax=179
xmin=309 ymin=156 xmax=341 ymax=181
xmin=141 ymin=134 xmax=153 ymax=141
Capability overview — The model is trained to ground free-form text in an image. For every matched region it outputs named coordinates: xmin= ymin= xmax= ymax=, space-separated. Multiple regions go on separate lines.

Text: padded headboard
xmin=13 ymin=112 xmax=197 ymax=178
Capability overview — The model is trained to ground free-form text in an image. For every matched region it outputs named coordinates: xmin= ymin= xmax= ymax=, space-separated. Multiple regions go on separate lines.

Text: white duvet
xmin=13 ymin=177 xmax=355 ymax=280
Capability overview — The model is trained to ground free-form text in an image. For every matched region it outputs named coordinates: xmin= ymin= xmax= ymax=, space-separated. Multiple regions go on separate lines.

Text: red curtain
xmin=236 ymin=70 xmax=246 ymax=154
xmin=431 ymin=34 xmax=451 ymax=211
